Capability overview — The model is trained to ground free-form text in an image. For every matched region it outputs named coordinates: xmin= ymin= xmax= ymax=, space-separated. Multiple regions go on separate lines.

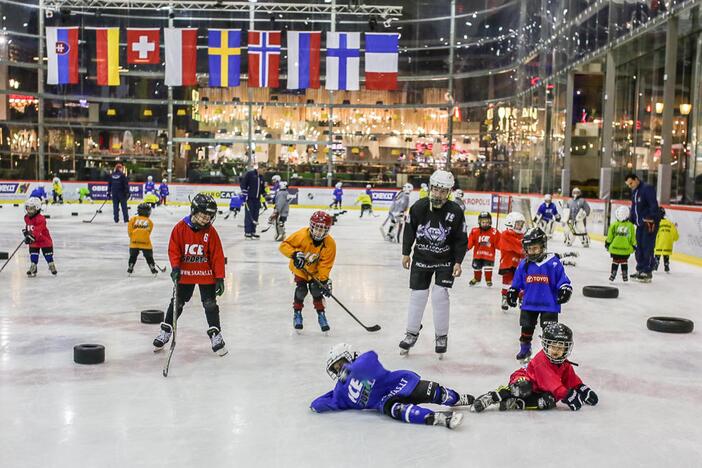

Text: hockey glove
xmin=562 ymin=388 xmax=583 ymax=411
xmin=22 ymin=229 xmax=35 ymax=245
xmin=293 ymin=251 xmax=306 ymax=270
xmin=557 ymin=285 xmax=573 ymax=304
xmin=644 ymin=219 xmax=656 ymax=233
xmin=506 ymin=287 xmax=520 ymax=307
xmin=170 ymin=267 xmax=181 ymax=284
xmin=555 ymin=214 xmax=562 ymax=222
xmin=576 ymin=384 xmax=598 ymax=406
xmin=604 ymin=242 xmax=610 ymax=251
xmin=321 ymin=279 xmax=332 ymax=297
xmin=215 ymin=278 xmax=225 ymax=297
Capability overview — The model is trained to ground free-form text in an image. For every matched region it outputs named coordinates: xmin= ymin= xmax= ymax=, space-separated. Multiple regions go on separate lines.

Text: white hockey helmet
xmin=615 ymin=205 xmax=630 ymax=222
xmin=454 ymin=189 xmax=464 ymax=199
xmin=544 ymin=194 xmax=552 ymax=203
xmin=326 ymin=343 xmax=357 ymax=380
xmin=366 ymin=184 xmax=372 ymax=189
xmin=429 ymin=170 xmax=455 ymax=208
xmin=335 ymin=182 xmax=342 ymax=189
xmin=279 ymin=181 xmax=288 ymax=190
xmin=147 ymin=175 xmax=153 ymax=181
xmin=162 ymin=179 xmax=167 ymax=183
xmin=571 ymin=187 xmax=582 ymax=198
xmin=403 ymin=183 xmax=414 ymax=193
xmin=505 ymin=212 xmax=527 ymax=234
xmin=52 ymin=177 xmax=60 ymax=184
xmin=25 ymin=197 xmax=42 ymax=215
xmin=420 ymin=183 xmax=428 ymax=190
xmin=272 ymin=174 xmax=282 ymax=183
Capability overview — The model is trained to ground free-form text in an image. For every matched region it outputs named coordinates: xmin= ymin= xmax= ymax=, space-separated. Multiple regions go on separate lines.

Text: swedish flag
xmin=208 ymin=29 xmax=241 ymax=87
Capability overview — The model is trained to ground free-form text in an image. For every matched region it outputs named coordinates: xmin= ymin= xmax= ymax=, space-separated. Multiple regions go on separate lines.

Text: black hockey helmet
xmin=478 ymin=211 xmax=492 ymax=230
xmin=190 ymin=193 xmax=218 ymax=228
xmin=541 ymin=322 xmax=573 ymax=364
xmin=522 ymin=227 xmax=547 ymax=262
xmin=137 ymin=203 xmax=152 ymax=217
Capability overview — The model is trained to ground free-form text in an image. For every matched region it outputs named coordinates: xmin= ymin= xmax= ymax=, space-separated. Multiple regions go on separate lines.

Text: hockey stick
xmin=303 ymin=268 xmax=381 ymax=333
xmin=163 ymin=284 xmax=178 ymax=377
xmin=154 ymin=261 xmax=168 ymax=273
xmin=0 ymin=240 xmax=25 ymax=274
xmin=83 ymin=199 xmax=109 ymax=223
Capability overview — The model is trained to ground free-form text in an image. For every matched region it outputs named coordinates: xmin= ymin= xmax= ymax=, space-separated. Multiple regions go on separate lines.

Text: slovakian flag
xmin=208 ymin=29 xmax=241 ymax=88
xmin=325 ymin=32 xmax=360 ymax=91
xmin=164 ymin=28 xmax=197 ymax=87
xmin=93 ymin=27 xmax=120 ymax=86
xmin=46 ymin=27 xmax=79 ymax=85
xmin=127 ymin=28 xmax=160 ymax=64
xmin=286 ymin=31 xmax=321 ymax=90
xmin=364 ymin=33 xmax=399 ymax=90
xmin=247 ymin=31 xmax=281 ymax=88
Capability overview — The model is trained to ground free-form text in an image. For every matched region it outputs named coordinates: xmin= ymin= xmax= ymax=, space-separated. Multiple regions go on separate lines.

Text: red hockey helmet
xmin=310 ymin=211 xmax=333 ymax=241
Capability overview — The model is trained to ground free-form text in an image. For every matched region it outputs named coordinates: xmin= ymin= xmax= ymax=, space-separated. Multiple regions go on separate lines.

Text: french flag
xmin=286 ymin=31 xmax=321 ymax=90
xmin=364 ymin=33 xmax=399 ymax=91
xmin=247 ymin=31 xmax=281 ymax=88
xmin=46 ymin=27 xmax=79 ymax=85
xmin=164 ymin=28 xmax=198 ymax=87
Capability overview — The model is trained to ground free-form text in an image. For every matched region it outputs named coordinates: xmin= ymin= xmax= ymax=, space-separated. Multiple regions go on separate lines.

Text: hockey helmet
xmin=403 ymin=183 xmax=414 ymax=193
xmin=190 ymin=193 xmax=218 ymax=228
xmin=504 ymin=212 xmax=526 ymax=234
xmin=25 ymin=197 xmax=42 ymax=216
xmin=544 ymin=194 xmax=552 ymax=203
xmin=366 ymin=184 xmax=372 ymax=189
xmin=162 ymin=179 xmax=167 ymax=184
xmin=615 ymin=205 xmax=630 ymax=222
xmin=147 ymin=175 xmax=153 ymax=181
xmin=522 ymin=227 xmax=548 ymax=262
xmin=309 ymin=211 xmax=333 ymax=241
xmin=272 ymin=174 xmax=282 ymax=183
xmin=326 ymin=343 xmax=357 ymax=380
xmin=478 ymin=211 xmax=492 ymax=230
xmin=52 ymin=177 xmax=60 ymax=184
xmin=279 ymin=181 xmax=288 ymax=190
xmin=541 ymin=322 xmax=574 ymax=364
xmin=335 ymin=182 xmax=343 ymax=189
xmin=137 ymin=203 xmax=152 ymax=217
xmin=571 ymin=187 xmax=582 ymax=198
xmin=429 ymin=170 xmax=455 ymax=208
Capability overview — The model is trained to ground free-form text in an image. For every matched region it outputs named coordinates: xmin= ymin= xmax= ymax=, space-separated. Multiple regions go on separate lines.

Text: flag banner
xmin=325 ymin=32 xmax=360 ymax=91
xmin=94 ymin=27 xmax=120 ymax=86
xmin=247 ymin=31 xmax=281 ymax=88
xmin=165 ymin=28 xmax=197 ymax=86
xmin=364 ymin=33 xmax=399 ymax=90
xmin=46 ymin=27 xmax=79 ymax=85
xmin=286 ymin=31 xmax=321 ymax=90
xmin=127 ymin=28 xmax=160 ymax=64
xmin=208 ymin=29 xmax=241 ymax=87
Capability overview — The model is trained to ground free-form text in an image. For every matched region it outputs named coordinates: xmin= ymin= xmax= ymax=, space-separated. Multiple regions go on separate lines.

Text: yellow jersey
xmin=128 ymin=215 xmax=154 ymax=249
xmin=279 ymin=227 xmax=336 ymax=281
xmin=355 ymin=193 xmax=372 ymax=205
xmin=654 ymin=219 xmax=679 ymax=255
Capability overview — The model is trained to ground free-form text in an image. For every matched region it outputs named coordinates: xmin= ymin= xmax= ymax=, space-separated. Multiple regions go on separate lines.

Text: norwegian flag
xmin=247 ymin=31 xmax=281 ymax=88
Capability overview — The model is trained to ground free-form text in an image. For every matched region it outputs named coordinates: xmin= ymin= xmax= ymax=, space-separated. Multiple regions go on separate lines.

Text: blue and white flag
xmin=325 ymin=32 xmax=360 ymax=91
xmin=286 ymin=31 xmax=321 ymax=90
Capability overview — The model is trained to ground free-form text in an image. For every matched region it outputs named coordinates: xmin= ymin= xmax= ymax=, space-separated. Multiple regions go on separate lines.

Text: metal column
xmin=247 ymin=4 xmax=255 ymax=168
xmin=599 ymin=52 xmax=616 ymax=200
xmin=561 ymin=72 xmax=574 ymax=196
xmin=446 ymin=0 xmax=456 ymax=170
xmin=326 ymin=0 xmax=336 ymax=187
xmin=38 ymin=0 xmax=46 ymax=180
xmin=658 ymin=16 xmax=678 ymax=204
xmin=687 ymin=32 xmax=702 ymax=203
xmin=166 ymin=6 xmax=174 ymax=182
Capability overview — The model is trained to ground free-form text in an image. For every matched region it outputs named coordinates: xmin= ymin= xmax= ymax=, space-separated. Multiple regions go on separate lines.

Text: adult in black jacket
xmin=625 ymin=173 xmax=660 ymax=282
xmin=400 ymin=170 xmax=467 ymax=358
xmin=107 ymin=163 xmax=129 ymax=223
xmin=240 ymin=165 xmax=266 ymax=239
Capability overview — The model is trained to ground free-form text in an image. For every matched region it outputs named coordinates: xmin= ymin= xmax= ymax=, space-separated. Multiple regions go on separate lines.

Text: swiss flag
xmin=127 ymin=28 xmax=160 ymax=64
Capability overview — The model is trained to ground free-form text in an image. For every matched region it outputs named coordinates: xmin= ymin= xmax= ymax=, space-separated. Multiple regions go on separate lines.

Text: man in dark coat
xmin=625 ymin=173 xmax=660 ymax=282
xmin=107 ymin=163 xmax=130 ymax=223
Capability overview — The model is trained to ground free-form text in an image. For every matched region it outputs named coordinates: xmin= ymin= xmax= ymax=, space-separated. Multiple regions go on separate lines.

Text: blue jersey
xmin=537 ymin=202 xmax=559 ymax=221
xmin=333 ymin=188 xmax=343 ymax=201
xmin=512 ymin=254 xmax=571 ymax=313
xmin=145 ymin=181 xmax=155 ymax=193
xmin=30 ymin=187 xmax=47 ymax=200
xmin=310 ymin=351 xmax=420 ymax=414
xmin=230 ymin=195 xmax=243 ymax=209
xmin=366 ymin=188 xmax=373 ymax=197
xmin=159 ymin=183 xmax=169 ymax=197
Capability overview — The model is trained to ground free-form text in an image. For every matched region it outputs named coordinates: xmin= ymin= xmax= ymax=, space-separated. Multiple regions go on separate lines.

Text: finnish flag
xmin=325 ymin=32 xmax=360 ymax=91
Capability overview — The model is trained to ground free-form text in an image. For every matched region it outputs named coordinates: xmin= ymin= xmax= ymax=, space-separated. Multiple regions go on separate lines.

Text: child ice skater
xmin=497 ymin=212 xmax=526 ymax=311
xmin=605 ymin=206 xmax=636 ymax=282
xmin=471 ymin=323 xmax=598 ymax=413
xmin=330 ymin=182 xmax=343 ymax=210
xmin=23 ymin=197 xmax=56 ymax=277
xmin=467 ymin=212 xmax=500 ymax=286
xmin=127 ymin=203 xmax=158 ymax=276
xmin=654 ymin=207 xmax=679 ymax=273
xmin=355 ymin=191 xmax=373 ymax=218
xmin=311 ymin=343 xmax=473 ymax=429
xmin=224 ymin=193 xmax=244 ymax=220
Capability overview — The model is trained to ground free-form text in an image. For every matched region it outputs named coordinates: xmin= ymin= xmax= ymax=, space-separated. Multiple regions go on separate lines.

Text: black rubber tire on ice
xmin=647 ymin=317 xmax=694 ymax=334
xmin=140 ymin=309 xmax=165 ymax=324
xmin=0 ymin=252 xmax=8 ymax=260
xmin=13 ymin=203 xmax=19 ymax=207
xmin=74 ymin=344 xmax=105 ymax=364
xmin=582 ymin=285 xmax=619 ymax=299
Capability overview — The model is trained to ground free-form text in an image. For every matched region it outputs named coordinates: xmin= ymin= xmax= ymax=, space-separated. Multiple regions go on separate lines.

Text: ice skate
xmin=636 ymin=273 xmax=652 ymax=283
xmin=153 ymin=323 xmax=173 ymax=351
xmin=399 ymin=331 xmax=419 ymax=356
xmin=468 ymin=278 xmax=479 ymax=286
xmin=127 ymin=263 xmax=134 ymax=275
xmin=500 ymin=295 xmax=509 ymax=311
xmin=27 ymin=264 xmax=37 ymax=277
xmin=435 ymin=335 xmax=448 ymax=359
xmin=149 ymin=265 xmax=158 ymax=276
xmin=317 ymin=311 xmax=330 ymax=333
xmin=471 ymin=391 xmax=499 ymax=413
xmin=516 ymin=343 xmax=532 ymax=363
xmin=432 ymin=411 xmax=463 ymax=429
xmin=207 ymin=326 xmax=228 ymax=356
xmin=623 ymin=273 xmax=628 ymax=282
xmin=293 ymin=310 xmax=303 ymax=333
xmin=48 ymin=262 xmax=57 ymax=275
xmin=486 ymin=281 xmax=493 ymax=287
xmin=609 ymin=274 xmax=615 ymax=282
xmin=454 ymin=393 xmax=475 ymax=406
xmin=498 ymin=398 xmax=526 ymax=411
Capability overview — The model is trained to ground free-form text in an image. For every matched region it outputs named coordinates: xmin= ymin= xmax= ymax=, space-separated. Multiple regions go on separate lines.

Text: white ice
xmin=0 ymin=202 xmax=700 ymax=468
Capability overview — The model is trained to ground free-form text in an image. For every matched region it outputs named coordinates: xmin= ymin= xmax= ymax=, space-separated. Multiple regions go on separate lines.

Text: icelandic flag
xmin=286 ymin=31 xmax=321 ymax=90
xmin=364 ymin=33 xmax=399 ymax=90
xmin=164 ymin=28 xmax=198 ymax=87
xmin=325 ymin=32 xmax=360 ymax=91
xmin=46 ymin=27 xmax=79 ymax=85
xmin=247 ymin=31 xmax=281 ymax=88
xmin=208 ymin=29 xmax=241 ymax=87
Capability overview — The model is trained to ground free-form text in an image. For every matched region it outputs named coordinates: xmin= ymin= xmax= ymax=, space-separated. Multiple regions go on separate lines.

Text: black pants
xmin=53 ymin=192 xmax=63 ymax=204
xmin=382 ymin=380 xmax=439 ymax=415
xmin=293 ymin=278 xmax=325 ymax=312
xmin=494 ymin=383 xmax=556 ymax=411
xmin=165 ymin=283 xmax=221 ymax=331
xmin=519 ymin=310 xmax=558 ymax=343
xmin=245 ymin=200 xmax=261 ymax=234
xmin=359 ymin=204 xmax=372 ymax=217
xmin=112 ymin=197 xmax=128 ymax=223
xmin=635 ymin=224 xmax=658 ymax=273
xmin=654 ymin=255 xmax=670 ymax=271
xmin=128 ymin=248 xmax=154 ymax=266
xmin=410 ymin=266 xmax=455 ymax=290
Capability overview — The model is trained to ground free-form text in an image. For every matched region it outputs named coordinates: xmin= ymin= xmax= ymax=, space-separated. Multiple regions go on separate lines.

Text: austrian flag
xmin=164 ymin=28 xmax=197 ymax=86
xmin=127 ymin=28 xmax=160 ymax=64
xmin=247 ymin=31 xmax=281 ymax=88
xmin=364 ymin=33 xmax=399 ymax=90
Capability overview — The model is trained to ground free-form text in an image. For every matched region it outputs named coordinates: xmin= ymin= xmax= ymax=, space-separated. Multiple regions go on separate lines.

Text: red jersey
xmin=24 ymin=213 xmax=53 ymax=248
xmin=497 ymin=229 xmax=524 ymax=270
xmin=467 ymin=227 xmax=500 ymax=261
xmin=509 ymin=350 xmax=583 ymax=401
xmin=168 ymin=217 xmax=225 ymax=285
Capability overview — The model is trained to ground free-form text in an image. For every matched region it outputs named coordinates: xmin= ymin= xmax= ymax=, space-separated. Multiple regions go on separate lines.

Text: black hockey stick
xmin=0 ymin=240 xmax=25 ymax=274
xmin=83 ymin=199 xmax=109 ymax=223
xmin=163 ymin=284 xmax=178 ymax=377
xmin=154 ymin=262 xmax=167 ymax=273
xmin=303 ymin=268 xmax=381 ymax=332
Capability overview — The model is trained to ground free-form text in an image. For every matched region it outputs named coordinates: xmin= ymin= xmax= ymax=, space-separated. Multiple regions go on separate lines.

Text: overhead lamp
xmin=680 ymin=103 xmax=692 ymax=115
xmin=655 ymin=102 xmax=664 ymax=114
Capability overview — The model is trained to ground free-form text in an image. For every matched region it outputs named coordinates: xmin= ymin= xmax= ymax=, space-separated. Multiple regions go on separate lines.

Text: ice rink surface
xmin=0 ymin=201 xmax=700 ymax=468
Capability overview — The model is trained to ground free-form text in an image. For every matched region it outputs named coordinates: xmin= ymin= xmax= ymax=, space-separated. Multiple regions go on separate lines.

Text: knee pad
xmin=312 ymin=297 xmax=325 ymax=311
xmin=202 ymin=298 xmax=219 ymax=313
xmin=294 ymin=282 xmax=309 ymax=303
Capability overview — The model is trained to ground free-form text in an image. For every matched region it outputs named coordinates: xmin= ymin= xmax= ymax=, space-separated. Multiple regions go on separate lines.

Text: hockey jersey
xmin=511 ymin=254 xmax=571 ymax=313
xmin=230 ymin=195 xmax=243 ymax=210
xmin=497 ymin=229 xmax=524 ymax=271
xmin=333 ymin=187 xmax=343 ymax=202
xmin=468 ymin=227 xmax=500 ymax=262
xmin=159 ymin=183 xmax=169 ymax=197
xmin=30 ymin=187 xmax=48 ymax=200
xmin=279 ymin=227 xmax=336 ymax=282
xmin=52 ymin=180 xmax=63 ymax=196
xmin=402 ymin=197 xmax=467 ymax=269
xmin=389 ymin=191 xmax=410 ymax=216
xmin=274 ymin=189 xmax=290 ymax=217
xmin=536 ymin=202 xmax=559 ymax=221
xmin=145 ymin=181 xmax=155 ymax=193
xmin=128 ymin=215 xmax=154 ymax=249
xmin=24 ymin=213 xmax=53 ymax=248
xmin=310 ymin=351 xmax=421 ymax=413
xmin=654 ymin=219 xmax=679 ymax=255
xmin=509 ymin=350 xmax=583 ymax=402
xmin=356 ymin=193 xmax=372 ymax=205
xmin=168 ymin=216 xmax=225 ymax=285
xmin=606 ymin=220 xmax=636 ymax=256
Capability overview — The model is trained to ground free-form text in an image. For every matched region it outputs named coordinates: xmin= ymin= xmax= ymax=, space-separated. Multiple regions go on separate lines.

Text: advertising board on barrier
xmin=88 ymin=183 xmax=143 ymax=200
xmin=0 ymin=182 xmax=31 ymax=199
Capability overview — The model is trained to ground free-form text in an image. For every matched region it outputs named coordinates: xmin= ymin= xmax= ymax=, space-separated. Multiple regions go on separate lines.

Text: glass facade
xmin=1 ymin=0 xmax=701 ymax=202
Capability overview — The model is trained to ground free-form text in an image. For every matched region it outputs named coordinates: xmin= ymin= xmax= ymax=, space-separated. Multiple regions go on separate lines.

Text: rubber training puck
xmin=141 ymin=309 xmax=165 ymax=324
xmin=0 ymin=252 xmax=8 ymax=260
xmin=73 ymin=344 xmax=105 ymax=364
xmin=582 ymin=285 xmax=619 ymax=299
xmin=71 ymin=212 xmax=78 ymax=216
xmin=13 ymin=203 xmax=19 ymax=207
xmin=218 ymin=210 xmax=223 ymax=215
xmin=97 ymin=210 xmax=103 ymax=213
xmin=647 ymin=316 xmax=694 ymax=334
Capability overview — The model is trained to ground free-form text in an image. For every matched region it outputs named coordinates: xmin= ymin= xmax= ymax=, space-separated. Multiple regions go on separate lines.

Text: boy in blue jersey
xmin=311 ymin=344 xmax=473 ymax=429
xmin=329 ymin=182 xmax=343 ymax=210
xmin=533 ymin=194 xmax=561 ymax=237
xmin=506 ymin=227 xmax=572 ymax=362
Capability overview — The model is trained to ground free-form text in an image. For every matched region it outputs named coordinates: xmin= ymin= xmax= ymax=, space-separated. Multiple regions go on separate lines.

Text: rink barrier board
xmin=2 ymin=179 xmax=702 ymax=263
